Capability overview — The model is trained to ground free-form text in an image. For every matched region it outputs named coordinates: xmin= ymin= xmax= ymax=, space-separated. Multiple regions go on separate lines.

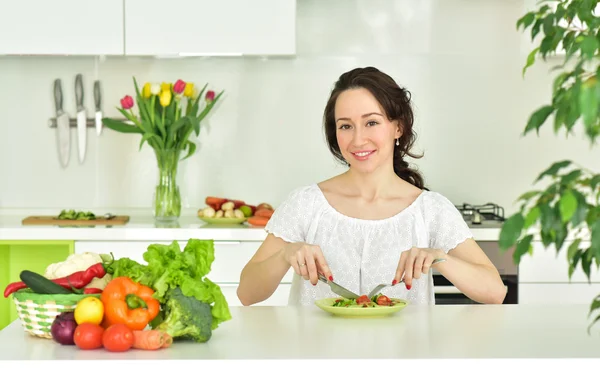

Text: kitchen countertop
xmin=0 ymin=210 xmax=504 ymax=242
xmin=0 ymin=304 xmax=599 ymax=360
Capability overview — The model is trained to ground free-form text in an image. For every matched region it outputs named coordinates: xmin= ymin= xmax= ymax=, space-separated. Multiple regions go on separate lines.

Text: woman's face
xmin=334 ymin=88 xmax=401 ymax=174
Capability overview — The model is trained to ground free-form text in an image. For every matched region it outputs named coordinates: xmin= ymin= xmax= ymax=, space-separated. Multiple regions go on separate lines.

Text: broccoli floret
xmin=154 ymin=287 xmax=213 ymax=343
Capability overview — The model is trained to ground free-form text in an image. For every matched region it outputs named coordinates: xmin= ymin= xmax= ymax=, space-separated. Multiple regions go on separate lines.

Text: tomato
xmin=356 ymin=295 xmax=370 ymax=305
xmin=376 ymin=295 xmax=393 ymax=306
xmin=102 ymin=324 xmax=134 ymax=352
xmin=74 ymin=296 xmax=104 ymax=325
xmin=74 ymin=323 xmax=104 ymax=350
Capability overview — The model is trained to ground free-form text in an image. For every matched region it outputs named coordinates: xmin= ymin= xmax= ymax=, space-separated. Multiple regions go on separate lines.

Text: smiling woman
xmin=237 ymin=67 xmax=507 ymax=308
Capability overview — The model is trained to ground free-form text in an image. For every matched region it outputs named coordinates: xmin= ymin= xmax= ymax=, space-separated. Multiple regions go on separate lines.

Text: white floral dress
xmin=264 ymin=184 xmax=473 ymax=306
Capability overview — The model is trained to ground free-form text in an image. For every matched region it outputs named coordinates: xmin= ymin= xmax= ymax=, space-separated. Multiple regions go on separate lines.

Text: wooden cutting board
xmin=21 ymin=215 xmax=130 ymax=226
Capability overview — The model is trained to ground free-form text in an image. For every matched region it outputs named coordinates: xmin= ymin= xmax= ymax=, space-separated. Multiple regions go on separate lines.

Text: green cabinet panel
xmin=0 ymin=241 xmax=74 ymax=331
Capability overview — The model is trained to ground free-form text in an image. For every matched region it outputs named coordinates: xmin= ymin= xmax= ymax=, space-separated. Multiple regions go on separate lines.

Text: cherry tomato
xmin=74 ymin=323 xmax=104 ymax=350
xmin=376 ymin=295 xmax=393 ymax=306
xmin=356 ymin=295 xmax=370 ymax=305
xmin=102 ymin=324 xmax=134 ymax=352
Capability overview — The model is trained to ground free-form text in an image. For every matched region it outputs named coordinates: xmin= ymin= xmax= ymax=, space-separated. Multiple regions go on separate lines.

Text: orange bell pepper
xmin=101 ymin=276 xmax=160 ymax=331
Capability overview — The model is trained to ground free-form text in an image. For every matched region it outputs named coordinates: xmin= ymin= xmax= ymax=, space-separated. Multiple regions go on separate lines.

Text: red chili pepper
xmin=83 ymin=288 xmax=103 ymax=294
xmin=3 ymin=254 xmax=114 ymax=297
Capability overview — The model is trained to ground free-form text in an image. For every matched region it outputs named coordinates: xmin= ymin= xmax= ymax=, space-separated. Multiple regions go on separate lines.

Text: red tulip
xmin=173 ymin=79 xmax=186 ymax=94
xmin=205 ymin=90 xmax=215 ymax=102
xmin=120 ymin=95 xmax=134 ymax=109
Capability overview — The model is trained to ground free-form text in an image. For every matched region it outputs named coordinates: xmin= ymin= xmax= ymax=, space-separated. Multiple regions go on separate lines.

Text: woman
xmin=237 ymin=67 xmax=506 ymax=306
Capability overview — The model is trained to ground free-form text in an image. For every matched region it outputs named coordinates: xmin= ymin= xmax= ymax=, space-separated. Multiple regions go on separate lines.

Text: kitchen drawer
xmin=218 ymin=283 xmax=291 ymax=307
xmin=518 ymin=241 xmax=600 ymax=283
xmin=519 ymin=283 xmax=600 ymax=304
xmin=74 ymin=240 xmax=294 ymax=284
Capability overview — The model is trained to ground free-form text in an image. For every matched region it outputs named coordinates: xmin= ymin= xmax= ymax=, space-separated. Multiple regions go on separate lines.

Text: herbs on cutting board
xmin=109 ymin=238 xmax=231 ymax=342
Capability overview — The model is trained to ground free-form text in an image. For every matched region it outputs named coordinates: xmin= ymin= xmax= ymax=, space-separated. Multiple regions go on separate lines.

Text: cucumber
xmin=19 ymin=270 xmax=74 ymax=295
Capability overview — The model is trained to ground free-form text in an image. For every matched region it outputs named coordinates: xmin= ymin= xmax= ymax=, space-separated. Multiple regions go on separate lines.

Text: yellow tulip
xmin=161 ymin=82 xmax=171 ymax=92
xmin=159 ymin=90 xmax=172 ymax=107
xmin=183 ymin=83 xmax=194 ymax=98
xmin=142 ymin=83 xmax=152 ymax=98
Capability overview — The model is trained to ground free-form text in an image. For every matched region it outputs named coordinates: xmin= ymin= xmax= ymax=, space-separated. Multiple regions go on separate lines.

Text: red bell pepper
xmin=3 ymin=254 xmax=114 ymax=297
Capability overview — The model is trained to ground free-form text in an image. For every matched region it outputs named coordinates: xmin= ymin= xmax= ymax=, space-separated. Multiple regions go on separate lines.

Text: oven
xmin=433 ymin=201 xmax=519 ymax=305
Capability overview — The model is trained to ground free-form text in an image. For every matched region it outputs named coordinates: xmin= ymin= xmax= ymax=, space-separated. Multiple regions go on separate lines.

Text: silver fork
xmin=367 ymin=258 xmax=446 ymax=299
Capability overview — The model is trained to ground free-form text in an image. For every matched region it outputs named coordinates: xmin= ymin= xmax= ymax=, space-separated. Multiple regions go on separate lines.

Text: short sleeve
xmin=264 ymin=185 xmax=316 ymax=244
xmin=423 ymin=192 xmax=473 ymax=254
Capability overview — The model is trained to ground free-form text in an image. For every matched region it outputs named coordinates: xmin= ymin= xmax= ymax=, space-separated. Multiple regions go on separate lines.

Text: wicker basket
xmin=12 ymin=290 xmax=101 ymax=339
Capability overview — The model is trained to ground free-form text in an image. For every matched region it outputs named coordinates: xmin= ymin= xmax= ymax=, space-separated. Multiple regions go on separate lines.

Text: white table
xmin=0 ymin=304 xmax=599 ymax=360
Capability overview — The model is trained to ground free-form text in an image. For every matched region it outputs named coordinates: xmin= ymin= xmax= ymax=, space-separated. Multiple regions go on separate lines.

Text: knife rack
xmin=48 ymin=117 xmax=129 ymax=128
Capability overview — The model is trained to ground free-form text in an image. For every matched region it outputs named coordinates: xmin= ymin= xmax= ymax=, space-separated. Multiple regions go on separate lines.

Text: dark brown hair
xmin=323 ymin=66 xmax=425 ymax=189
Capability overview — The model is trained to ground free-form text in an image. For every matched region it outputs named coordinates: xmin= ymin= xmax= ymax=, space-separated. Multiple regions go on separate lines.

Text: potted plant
xmin=102 ymin=78 xmax=223 ymax=224
xmin=499 ymin=0 xmax=600 ymax=332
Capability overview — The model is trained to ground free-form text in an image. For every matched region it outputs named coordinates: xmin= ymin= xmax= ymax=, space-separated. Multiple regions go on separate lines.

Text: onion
xmin=50 ymin=312 xmax=78 ymax=345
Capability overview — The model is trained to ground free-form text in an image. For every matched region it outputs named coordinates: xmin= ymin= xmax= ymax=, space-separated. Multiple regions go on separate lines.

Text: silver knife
xmin=75 ymin=74 xmax=87 ymax=163
xmin=53 ymin=79 xmax=70 ymax=168
xmin=318 ymin=274 xmax=360 ymax=299
xmin=93 ymin=80 xmax=103 ymax=136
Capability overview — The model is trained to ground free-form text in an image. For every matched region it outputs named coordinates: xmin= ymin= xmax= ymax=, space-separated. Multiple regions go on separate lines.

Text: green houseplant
xmin=499 ymin=0 xmax=600 ymax=332
xmin=102 ymin=78 xmax=223 ymax=224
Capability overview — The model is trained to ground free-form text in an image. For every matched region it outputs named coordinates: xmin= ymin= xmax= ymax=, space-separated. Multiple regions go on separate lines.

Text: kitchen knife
xmin=93 ymin=80 xmax=103 ymax=136
xmin=317 ymin=274 xmax=360 ymax=299
xmin=75 ymin=74 xmax=87 ymax=163
xmin=53 ymin=79 xmax=70 ymax=168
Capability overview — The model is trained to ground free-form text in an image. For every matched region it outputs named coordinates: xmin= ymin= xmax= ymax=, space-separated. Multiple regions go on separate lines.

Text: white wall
xmin=1 ymin=0 xmax=597 ymax=215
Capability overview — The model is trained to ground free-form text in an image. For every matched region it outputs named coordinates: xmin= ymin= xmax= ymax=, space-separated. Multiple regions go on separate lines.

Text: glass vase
xmin=153 ymin=149 xmax=182 ymax=224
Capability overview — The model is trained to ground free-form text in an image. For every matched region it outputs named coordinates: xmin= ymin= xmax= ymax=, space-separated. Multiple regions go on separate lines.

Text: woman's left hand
xmin=393 ymin=247 xmax=445 ymax=289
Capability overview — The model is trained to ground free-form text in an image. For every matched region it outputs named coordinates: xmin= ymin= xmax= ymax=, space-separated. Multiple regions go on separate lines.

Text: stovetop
xmin=455 ymin=202 xmax=505 ymax=228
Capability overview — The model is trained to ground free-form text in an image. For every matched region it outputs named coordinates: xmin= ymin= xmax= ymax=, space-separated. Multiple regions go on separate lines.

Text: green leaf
xmin=524 ymin=206 xmax=541 ymax=228
xmin=182 ymin=141 xmax=197 ymax=160
xmin=571 ymin=190 xmax=589 ymax=227
xmin=569 ymin=249 xmax=583 ymax=279
xmin=561 ymin=169 xmax=582 ymax=185
xmin=559 ymin=190 xmax=578 ymax=222
xmin=499 ymin=213 xmax=525 ymax=249
xmin=588 ymin=295 xmax=600 ymax=334
xmin=139 ymin=132 xmax=161 ymax=151
xmin=590 ymin=218 xmax=600 ymax=260
xmin=582 ymin=248 xmax=592 ymax=281
xmin=567 ymin=239 xmax=582 ymax=263
xmin=591 ymin=174 xmax=600 ymax=190
xmin=523 ymin=47 xmax=540 ymax=77
xmin=517 ymin=190 xmax=541 ymax=202
xmin=579 ymin=77 xmax=599 ymax=129
xmin=535 ymin=160 xmax=572 ymax=182
xmin=102 ymin=118 xmax=143 ymax=134
xmin=524 ymin=105 xmax=554 ymax=135
xmin=517 ymin=12 xmax=536 ymax=31
xmin=514 ymin=235 xmax=534 ymax=264
xmin=581 ymin=35 xmax=598 ymax=58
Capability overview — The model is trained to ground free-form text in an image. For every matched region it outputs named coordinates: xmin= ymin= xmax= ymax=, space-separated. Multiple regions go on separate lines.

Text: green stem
xmin=125 ymin=294 xmax=148 ymax=310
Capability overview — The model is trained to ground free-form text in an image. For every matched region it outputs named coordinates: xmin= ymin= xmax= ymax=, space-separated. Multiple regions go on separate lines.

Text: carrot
xmin=248 ymin=216 xmax=270 ymax=227
xmin=132 ymin=330 xmax=170 ymax=350
xmin=162 ymin=333 xmax=173 ymax=348
xmin=255 ymin=209 xmax=274 ymax=218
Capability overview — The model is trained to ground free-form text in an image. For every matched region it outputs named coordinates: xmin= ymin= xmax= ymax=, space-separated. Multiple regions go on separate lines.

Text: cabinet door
xmin=0 ymin=0 xmax=124 ymax=55
xmin=124 ymin=0 xmax=296 ymax=56
xmin=0 ymin=241 xmax=74 ymax=331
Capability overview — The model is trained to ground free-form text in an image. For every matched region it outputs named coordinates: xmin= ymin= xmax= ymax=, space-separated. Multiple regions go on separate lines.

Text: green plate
xmin=315 ymin=297 xmax=408 ymax=318
xmin=198 ymin=217 xmax=247 ymax=225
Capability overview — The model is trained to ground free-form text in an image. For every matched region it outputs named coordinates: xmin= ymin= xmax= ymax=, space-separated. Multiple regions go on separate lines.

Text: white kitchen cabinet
xmin=74 ymin=239 xmax=293 ymax=306
xmin=124 ymin=0 xmax=296 ymax=56
xmin=0 ymin=0 xmax=124 ymax=55
xmin=519 ymin=241 xmax=600 ymax=284
xmin=519 ymin=283 xmax=600 ymax=304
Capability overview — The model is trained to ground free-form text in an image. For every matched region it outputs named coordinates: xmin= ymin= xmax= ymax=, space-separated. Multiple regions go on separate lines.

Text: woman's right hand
xmin=283 ymin=243 xmax=333 ymax=285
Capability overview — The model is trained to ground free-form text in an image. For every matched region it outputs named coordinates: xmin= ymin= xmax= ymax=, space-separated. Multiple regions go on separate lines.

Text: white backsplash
xmin=1 ymin=0 xmax=597 ymax=215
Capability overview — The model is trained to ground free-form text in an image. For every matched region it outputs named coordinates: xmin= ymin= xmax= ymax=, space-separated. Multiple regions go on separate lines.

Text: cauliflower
xmin=44 ymin=252 xmax=113 ymax=290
